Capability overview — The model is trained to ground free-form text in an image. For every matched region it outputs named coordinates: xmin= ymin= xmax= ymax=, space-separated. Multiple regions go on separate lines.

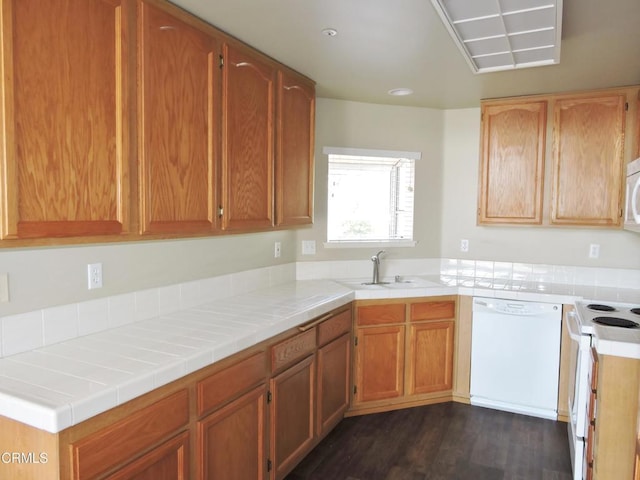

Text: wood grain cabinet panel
xmin=551 ymin=93 xmax=626 ymax=226
xmin=197 ymin=351 xmax=266 ymax=417
xmin=138 ymin=0 xmax=219 ymax=234
xmin=317 ymin=308 xmax=351 ymax=346
xmin=407 ymin=321 xmax=454 ymax=395
xmin=357 ymin=303 xmax=405 ymax=326
xmin=590 ymin=352 xmax=640 ymax=480
xmin=352 ymin=297 xmax=457 ymax=415
xmin=0 ymin=0 xmax=131 ymax=239
xmin=221 ymin=42 xmax=276 ymax=231
xmin=317 ymin=333 xmax=351 ymax=436
xmin=105 ymin=431 xmax=189 ymax=480
xmin=354 ymin=325 xmax=405 ymax=403
xmin=271 ymin=328 xmax=316 ymax=373
xmin=198 ymin=385 xmax=267 ymax=480
xmin=70 ymin=390 xmax=189 ymax=479
xmin=411 ymin=301 xmax=455 ymax=322
xmin=270 ymin=354 xmax=315 ymax=480
xmin=275 ymin=68 xmax=315 ymax=226
xmin=478 ymin=100 xmax=547 ymax=225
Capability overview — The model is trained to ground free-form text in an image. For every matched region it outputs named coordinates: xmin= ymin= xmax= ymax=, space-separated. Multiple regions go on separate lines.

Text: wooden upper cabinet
xmin=221 ymin=42 xmax=276 ymax=231
xmin=138 ymin=1 xmax=219 ymax=234
xmin=275 ymin=69 xmax=315 ymax=226
xmin=478 ymin=100 xmax=547 ymax=224
xmin=551 ymin=93 xmax=626 ymax=226
xmin=0 ymin=0 xmax=131 ymax=239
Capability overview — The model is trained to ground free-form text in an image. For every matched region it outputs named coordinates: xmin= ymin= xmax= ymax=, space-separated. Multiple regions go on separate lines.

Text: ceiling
xmin=170 ymin=0 xmax=640 ymax=109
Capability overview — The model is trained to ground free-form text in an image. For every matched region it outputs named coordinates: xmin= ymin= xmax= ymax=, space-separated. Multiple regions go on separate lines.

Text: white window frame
xmin=323 ymin=146 xmax=420 ymax=249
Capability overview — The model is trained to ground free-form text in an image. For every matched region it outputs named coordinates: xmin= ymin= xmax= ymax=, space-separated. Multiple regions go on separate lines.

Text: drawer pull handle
xmin=298 ymin=312 xmax=334 ymax=332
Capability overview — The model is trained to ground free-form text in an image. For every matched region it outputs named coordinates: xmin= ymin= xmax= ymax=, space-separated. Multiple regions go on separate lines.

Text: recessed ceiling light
xmin=321 ymin=28 xmax=338 ymax=37
xmin=388 ymin=88 xmax=414 ymax=96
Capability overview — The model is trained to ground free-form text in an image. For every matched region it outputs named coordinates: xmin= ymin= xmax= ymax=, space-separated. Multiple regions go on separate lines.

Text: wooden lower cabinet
xmin=590 ymin=350 xmax=640 ymax=480
xmin=0 ymin=304 xmax=353 ymax=480
xmin=270 ymin=355 xmax=316 ymax=479
xmin=351 ymin=297 xmax=457 ymax=415
xmin=317 ymin=333 xmax=351 ymax=436
xmin=106 ymin=431 xmax=189 ymax=480
xmin=354 ymin=325 xmax=405 ymax=403
xmin=407 ymin=321 xmax=454 ymax=395
xmin=70 ymin=390 xmax=190 ymax=479
xmin=198 ymin=385 xmax=267 ymax=480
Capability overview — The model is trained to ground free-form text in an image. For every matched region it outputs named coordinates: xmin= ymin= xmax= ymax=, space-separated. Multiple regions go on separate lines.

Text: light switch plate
xmin=0 ymin=273 xmax=8 ymax=303
xmin=302 ymin=240 xmax=316 ymax=255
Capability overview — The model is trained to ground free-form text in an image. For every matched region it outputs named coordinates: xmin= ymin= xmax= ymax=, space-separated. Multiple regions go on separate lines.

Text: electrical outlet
xmin=460 ymin=239 xmax=469 ymax=252
xmin=87 ymin=263 xmax=103 ymax=290
xmin=274 ymin=242 xmax=281 ymax=258
xmin=589 ymin=244 xmax=600 ymax=259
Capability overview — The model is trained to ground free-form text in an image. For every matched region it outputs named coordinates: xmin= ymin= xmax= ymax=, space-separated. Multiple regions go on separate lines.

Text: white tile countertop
xmin=0 ymin=272 xmax=639 ymax=434
xmin=0 ymin=280 xmax=354 ymax=433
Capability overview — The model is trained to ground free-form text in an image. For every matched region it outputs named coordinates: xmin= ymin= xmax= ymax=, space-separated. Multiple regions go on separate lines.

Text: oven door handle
xmin=566 ymin=310 xmax=582 ymax=341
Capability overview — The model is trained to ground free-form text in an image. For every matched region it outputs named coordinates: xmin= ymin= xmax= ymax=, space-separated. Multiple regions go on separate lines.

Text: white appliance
xmin=625 ymin=157 xmax=640 ymax=233
xmin=568 ymin=301 xmax=640 ymax=480
xmin=470 ymin=297 xmax=562 ymax=420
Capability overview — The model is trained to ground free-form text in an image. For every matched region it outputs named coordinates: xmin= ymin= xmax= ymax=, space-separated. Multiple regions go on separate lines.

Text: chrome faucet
xmin=371 ymin=250 xmax=386 ymax=284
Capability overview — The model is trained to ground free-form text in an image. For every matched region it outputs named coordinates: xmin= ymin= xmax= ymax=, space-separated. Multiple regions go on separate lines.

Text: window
xmin=324 ymin=147 xmax=419 ymax=245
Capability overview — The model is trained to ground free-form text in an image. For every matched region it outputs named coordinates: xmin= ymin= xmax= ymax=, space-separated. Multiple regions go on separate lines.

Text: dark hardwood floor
xmin=287 ymin=402 xmax=573 ymax=480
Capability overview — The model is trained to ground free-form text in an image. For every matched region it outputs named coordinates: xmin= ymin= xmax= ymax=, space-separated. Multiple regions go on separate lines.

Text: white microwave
xmin=625 ymin=157 xmax=640 ymax=233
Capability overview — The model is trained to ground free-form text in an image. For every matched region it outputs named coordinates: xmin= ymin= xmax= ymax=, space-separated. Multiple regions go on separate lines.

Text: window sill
xmin=323 ymin=240 xmax=417 ymax=249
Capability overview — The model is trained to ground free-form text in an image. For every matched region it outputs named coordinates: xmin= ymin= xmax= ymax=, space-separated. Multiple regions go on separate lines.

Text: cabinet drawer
xmin=71 ymin=389 xmax=189 ymax=480
xmin=318 ymin=309 xmax=352 ymax=346
xmin=197 ymin=351 xmax=266 ymax=417
xmin=410 ymin=301 xmax=455 ymax=322
xmin=271 ymin=329 xmax=316 ymax=372
xmin=357 ymin=304 xmax=405 ymax=326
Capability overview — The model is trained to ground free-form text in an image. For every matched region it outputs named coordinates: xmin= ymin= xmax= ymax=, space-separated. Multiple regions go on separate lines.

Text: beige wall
xmin=0 ymin=230 xmax=295 ymax=316
xmin=440 ymin=108 xmax=640 ymax=268
xmin=2 ymin=100 xmax=638 ymax=317
xmin=295 ymin=97 xmax=445 ymax=262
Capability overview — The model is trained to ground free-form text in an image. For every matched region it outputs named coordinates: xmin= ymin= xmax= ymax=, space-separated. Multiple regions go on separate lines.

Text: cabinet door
xmin=71 ymin=390 xmax=189 ymax=479
xmin=105 ymin=431 xmax=189 ymax=480
xmin=270 ymin=354 xmax=315 ymax=480
xmin=221 ymin=42 xmax=276 ymax=231
xmin=275 ymin=69 xmax=315 ymax=226
xmin=0 ymin=0 xmax=130 ymax=239
xmin=317 ymin=333 xmax=350 ymax=437
xmin=138 ymin=1 xmax=218 ymax=234
xmin=407 ymin=321 xmax=454 ymax=395
xmin=478 ymin=100 xmax=546 ymax=224
xmin=354 ymin=325 xmax=405 ymax=403
xmin=551 ymin=93 xmax=626 ymax=226
xmin=198 ymin=385 xmax=267 ymax=480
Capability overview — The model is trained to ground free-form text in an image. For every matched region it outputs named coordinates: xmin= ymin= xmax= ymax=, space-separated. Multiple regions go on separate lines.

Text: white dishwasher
xmin=470 ymin=297 xmax=562 ymax=420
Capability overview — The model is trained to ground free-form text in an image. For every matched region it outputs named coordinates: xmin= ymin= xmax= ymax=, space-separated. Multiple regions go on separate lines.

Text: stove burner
xmin=587 ymin=304 xmax=616 ymax=312
xmin=631 ymin=308 xmax=640 ymax=316
xmin=592 ymin=316 xmax=639 ymax=328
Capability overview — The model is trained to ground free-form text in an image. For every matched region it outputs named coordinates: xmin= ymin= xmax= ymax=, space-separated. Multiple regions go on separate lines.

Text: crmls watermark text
xmin=1 ymin=452 xmax=48 ymax=464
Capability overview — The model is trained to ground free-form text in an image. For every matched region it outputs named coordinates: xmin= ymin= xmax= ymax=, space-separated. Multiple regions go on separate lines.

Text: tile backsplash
xmin=1 ymin=258 xmax=639 ymax=360
xmin=0 ymin=263 xmax=296 ymax=360
xmin=296 ymin=258 xmax=640 ymax=290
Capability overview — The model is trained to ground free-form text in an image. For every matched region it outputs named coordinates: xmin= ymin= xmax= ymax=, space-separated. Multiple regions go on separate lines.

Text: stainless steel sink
xmin=338 ymin=277 xmax=443 ymax=289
